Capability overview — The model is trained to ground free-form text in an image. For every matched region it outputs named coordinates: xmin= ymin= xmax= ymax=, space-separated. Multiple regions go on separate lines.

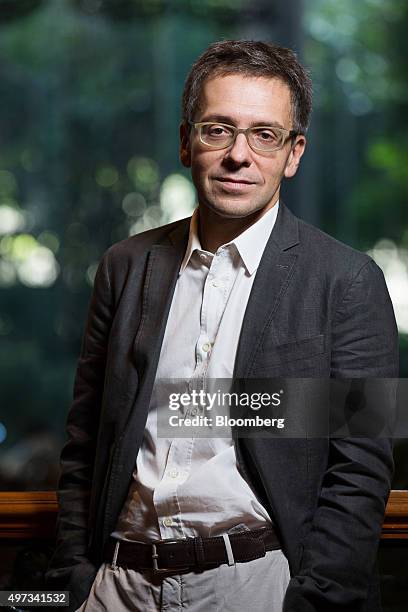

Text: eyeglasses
xmin=189 ymin=121 xmax=298 ymax=153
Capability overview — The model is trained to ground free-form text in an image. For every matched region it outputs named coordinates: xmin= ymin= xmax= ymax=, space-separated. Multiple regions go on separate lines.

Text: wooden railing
xmin=381 ymin=490 xmax=408 ymax=538
xmin=0 ymin=491 xmax=57 ymax=539
xmin=0 ymin=490 xmax=407 ymax=539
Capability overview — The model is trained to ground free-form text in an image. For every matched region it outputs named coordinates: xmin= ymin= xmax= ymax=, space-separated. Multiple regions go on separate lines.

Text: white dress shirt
xmin=112 ymin=202 xmax=280 ymax=542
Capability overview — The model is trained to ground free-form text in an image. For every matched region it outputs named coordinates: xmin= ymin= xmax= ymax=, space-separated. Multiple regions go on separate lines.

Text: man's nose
xmin=224 ymin=132 xmax=252 ymax=166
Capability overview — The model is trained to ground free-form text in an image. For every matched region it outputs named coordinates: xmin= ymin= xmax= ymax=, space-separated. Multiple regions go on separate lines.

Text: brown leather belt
xmin=104 ymin=526 xmax=281 ymax=574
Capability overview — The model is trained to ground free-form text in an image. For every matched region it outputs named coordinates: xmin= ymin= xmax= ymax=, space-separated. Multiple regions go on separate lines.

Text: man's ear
xmin=179 ymin=121 xmax=191 ymax=168
xmin=284 ymin=135 xmax=306 ymax=178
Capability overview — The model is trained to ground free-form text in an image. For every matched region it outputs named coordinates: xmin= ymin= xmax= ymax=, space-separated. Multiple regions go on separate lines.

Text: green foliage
xmin=70 ymin=0 xmax=245 ymax=21
xmin=305 ymin=0 xmax=408 ymax=247
xmin=0 ymin=0 xmax=43 ymax=24
xmin=0 ymin=0 xmax=407 ymax=481
xmin=305 ymin=0 xmax=408 ymax=372
xmin=0 ymin=0 xmax=238 ymax=463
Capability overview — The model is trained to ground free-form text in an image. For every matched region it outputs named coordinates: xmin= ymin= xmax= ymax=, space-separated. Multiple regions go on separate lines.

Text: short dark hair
xmin=182 ymin=40 xmax=312 ymax=134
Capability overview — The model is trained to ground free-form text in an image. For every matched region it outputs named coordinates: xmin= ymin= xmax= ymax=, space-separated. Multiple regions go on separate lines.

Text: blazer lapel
xmin=233 ymin=203 xmax=300 ymax=378
xmin=132 ymin=220 xmax=190 ymax=377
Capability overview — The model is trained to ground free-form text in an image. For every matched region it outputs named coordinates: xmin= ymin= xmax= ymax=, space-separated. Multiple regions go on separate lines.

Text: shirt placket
xmin=153 ymin=246 xmax=237 ymax=539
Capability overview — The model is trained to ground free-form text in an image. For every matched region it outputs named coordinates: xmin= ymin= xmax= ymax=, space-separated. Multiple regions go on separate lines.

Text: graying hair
xmin=182 ymin=40 xmax=312 ymax=134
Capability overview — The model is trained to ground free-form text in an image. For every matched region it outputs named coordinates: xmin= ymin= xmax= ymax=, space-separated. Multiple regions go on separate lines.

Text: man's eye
xmin=207 ymin=125 xmax=231 ymax=137
xmin=257 ymin=130 xmax=278 ymax=141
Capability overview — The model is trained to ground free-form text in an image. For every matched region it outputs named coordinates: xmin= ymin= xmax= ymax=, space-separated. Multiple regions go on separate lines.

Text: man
xmin=46 ymin=40 xmax=398 ymax=611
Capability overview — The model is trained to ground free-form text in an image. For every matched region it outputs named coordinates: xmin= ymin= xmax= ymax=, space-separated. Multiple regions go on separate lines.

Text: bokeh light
xmin=122 ymin=192 xmax=147 ymax=217
xmin=86 ymin=262 xmax=99 ymax=286
xmin=95 ymin=165 xmax=119 ymax=188
xmin=37 ymin=230 xmax=60 ymax=253
xmin=0 ymin=259 xmax=16 ymax=287
xmin=17 ymin=245 xmax=59 ymax=288
xmin=160 ymin=173 xmax=196 ymax=223
xmin=369 ymin=240 xmax=408 ymax=334
xmin=0 ymin=205 xmax=25 ymax=235
xmin=127 ymin=157 xmax=160 ymax=193
xmin=0 ymin=423 xmax=7 ymax=445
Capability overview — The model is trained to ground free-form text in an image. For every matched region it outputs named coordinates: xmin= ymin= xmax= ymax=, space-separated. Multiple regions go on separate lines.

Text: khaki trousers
xmin=75 ymin=548 xmax=290 ymax=612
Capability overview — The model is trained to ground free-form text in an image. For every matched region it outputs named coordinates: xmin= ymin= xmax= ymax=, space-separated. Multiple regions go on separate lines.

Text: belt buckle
xmin=151 ymin=539 xmax=190 ymax=574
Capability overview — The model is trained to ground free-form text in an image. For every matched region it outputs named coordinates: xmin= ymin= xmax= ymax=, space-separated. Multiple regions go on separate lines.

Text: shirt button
xmin=169 ymin=469 xmax=179 ymax=478
xmin=212 ymin=279 xmax=221 ymax=287
xmin=191 ymin=407 xmax=199 ymax=416
xmin=202 ymin=342 xmax=211 ymax=352
xmin=163 ymin=517 xmax=173 ymax=527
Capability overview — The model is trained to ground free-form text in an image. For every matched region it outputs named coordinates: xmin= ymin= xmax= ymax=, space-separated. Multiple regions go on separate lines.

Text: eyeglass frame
xmin=188 ymin=120 xmax=299 ymax=153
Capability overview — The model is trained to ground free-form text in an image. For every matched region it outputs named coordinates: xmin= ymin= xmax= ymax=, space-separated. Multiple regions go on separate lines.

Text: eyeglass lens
xmin=200 ymin=123 xmax=286 ymax=151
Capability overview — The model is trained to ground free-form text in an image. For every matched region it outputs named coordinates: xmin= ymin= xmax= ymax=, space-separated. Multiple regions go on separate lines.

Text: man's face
xmin=180 ymin=74 xmax=306 ymax=219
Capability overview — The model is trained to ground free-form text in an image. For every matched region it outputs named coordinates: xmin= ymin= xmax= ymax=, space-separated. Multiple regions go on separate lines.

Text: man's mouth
xmin=215 ymin=177 xmax=255 ymax=184
xmin=214 ymin=177 xmax=257 ymax=190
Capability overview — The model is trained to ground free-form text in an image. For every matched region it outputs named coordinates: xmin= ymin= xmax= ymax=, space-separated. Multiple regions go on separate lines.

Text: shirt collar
xmin=179 ymin=208 xmax=203 ymax=274
xmin=231 ymin=202 xmax=279 ymax=275
xmin=179 ymin=201 xmax=279 ymax=276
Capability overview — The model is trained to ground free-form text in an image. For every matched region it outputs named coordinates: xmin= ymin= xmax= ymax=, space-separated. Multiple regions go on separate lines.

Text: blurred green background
xmin=0 ymin=1 xmax=407 ymax=607
xmin=0 ymin=0 xmax=407 ymax=490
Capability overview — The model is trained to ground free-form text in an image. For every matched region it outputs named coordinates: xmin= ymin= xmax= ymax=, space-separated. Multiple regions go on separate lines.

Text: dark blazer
xmin=46 ymin=202 xmax=399 ymax=612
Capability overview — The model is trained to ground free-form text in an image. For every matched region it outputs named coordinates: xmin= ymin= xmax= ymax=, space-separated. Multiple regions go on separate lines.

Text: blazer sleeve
xmin=284 ymin=259 xmax=399 ymax=612
xmin=45 ymin=250 xmax=114 ymax=610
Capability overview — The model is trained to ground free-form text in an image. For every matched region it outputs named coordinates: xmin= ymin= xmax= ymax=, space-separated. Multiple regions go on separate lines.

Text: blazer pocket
xmin=259 ymin=333 xmax=325 ymax=366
